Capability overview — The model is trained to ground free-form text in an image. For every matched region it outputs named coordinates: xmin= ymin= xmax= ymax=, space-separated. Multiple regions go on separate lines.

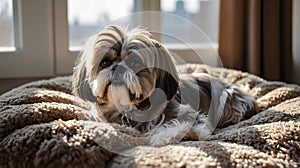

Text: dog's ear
xmin=152 ymin=40 xmax=179 ymax=100
xmin=72 ymin=54 xmax=97 ymax=102
xmin=155 ymin=70 xmax=179 ymax=100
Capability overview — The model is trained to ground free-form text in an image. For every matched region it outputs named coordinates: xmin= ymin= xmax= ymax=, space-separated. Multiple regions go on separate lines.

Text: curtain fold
xmin=219 ymin=0 xmax=293 ymax=82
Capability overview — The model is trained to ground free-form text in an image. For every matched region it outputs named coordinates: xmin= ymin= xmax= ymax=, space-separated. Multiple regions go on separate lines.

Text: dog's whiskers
xmin=123 ymin=70 xmax=142 ymax=98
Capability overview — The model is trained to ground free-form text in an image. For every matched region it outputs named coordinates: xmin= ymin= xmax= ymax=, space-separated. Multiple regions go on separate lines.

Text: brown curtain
xmin=219 ymin=0 xmax=293 ymax=82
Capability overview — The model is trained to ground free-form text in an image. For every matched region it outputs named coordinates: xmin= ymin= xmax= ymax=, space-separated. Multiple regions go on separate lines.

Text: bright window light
xmin=0 ymin=0 xmax=15 ymax=51
xmin=161 ymin=0 xmax=220 ymax=44
xmin=68 ymin=0 xmax=134 ymax=49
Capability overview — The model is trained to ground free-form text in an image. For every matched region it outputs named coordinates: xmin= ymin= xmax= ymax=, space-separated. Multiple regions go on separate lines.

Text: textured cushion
xmin=1 ymin=64 xmax=299 ymax=167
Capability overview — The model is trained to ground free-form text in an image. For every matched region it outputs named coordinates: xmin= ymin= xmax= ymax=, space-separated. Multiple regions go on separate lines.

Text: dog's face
xmin=73 ymin=25 xmax=179 ymax=122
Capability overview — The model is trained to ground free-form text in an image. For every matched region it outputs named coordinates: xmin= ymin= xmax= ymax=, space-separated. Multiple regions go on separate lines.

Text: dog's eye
xmin=100 ymin=59 xmax=112 ymax=68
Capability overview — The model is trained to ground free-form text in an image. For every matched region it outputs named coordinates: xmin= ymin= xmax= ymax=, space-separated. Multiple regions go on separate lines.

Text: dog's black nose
xmin=112 ymin=65 xmax=126 ymax=82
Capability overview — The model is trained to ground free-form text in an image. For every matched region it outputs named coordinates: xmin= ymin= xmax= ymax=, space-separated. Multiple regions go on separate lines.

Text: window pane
xmin=161 ymin=0 xmax=220 ymax=44
xmin=68 ymin=0 xmax=134 ymax=50
xmin=0 ymin=0 xmax=15 ymax=49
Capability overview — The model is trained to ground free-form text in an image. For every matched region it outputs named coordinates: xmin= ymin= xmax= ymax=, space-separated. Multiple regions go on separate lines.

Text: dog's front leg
xmin=187 ymin=113 xmax=214 ymax=141
xmin=147 ymin=104 xmax=202 ymax=147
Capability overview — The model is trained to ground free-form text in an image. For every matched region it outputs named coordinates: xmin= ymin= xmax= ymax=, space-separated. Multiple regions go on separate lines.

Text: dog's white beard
xmin=109 ymin=84 xmax=133 ymax=112
xmin=90 ymin=69 xmax=143 ymax=113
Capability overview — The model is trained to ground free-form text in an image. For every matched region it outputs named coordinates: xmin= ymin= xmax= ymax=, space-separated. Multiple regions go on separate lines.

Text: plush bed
xmin=1 ymin=64 xmax=299 ymax=167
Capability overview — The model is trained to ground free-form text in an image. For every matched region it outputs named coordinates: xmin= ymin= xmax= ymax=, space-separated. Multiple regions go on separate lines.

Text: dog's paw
xmin=148 ymin=120 xmax=192 ymax=147
xmin=187 ymin=123 xmax=213 ymax=140
xmin=149 ymin=134 xmax=176 ymax=147
xmin=186 ymin=113 xmax=213 ymax=140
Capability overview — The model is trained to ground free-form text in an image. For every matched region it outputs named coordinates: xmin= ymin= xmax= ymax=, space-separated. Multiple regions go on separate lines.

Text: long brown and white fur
xmin=73 ymin=25 xmax=257 ymax=146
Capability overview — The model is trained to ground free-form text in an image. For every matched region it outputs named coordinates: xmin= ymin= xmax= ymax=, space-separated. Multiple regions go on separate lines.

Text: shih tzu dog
xmin=73 ymin=25 xmax=257 ymax=146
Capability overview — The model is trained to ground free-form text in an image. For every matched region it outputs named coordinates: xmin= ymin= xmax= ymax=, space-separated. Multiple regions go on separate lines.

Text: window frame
xmin=0 ymin=0 xmax=55 ymax=78
xmin=54 ymin=0 xmax=78 ymax=75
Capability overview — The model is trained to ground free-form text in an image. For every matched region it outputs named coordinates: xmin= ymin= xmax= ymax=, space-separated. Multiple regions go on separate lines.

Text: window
xmin=66 ymin=0 xmax=220 ymax=49
xmin=68 ymin=0 xmax=135 ymax=50
xmin=161 ymin=0 xmax=220 ymax=45
xmin=0 ymin=0 xmax=15 ymax=51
